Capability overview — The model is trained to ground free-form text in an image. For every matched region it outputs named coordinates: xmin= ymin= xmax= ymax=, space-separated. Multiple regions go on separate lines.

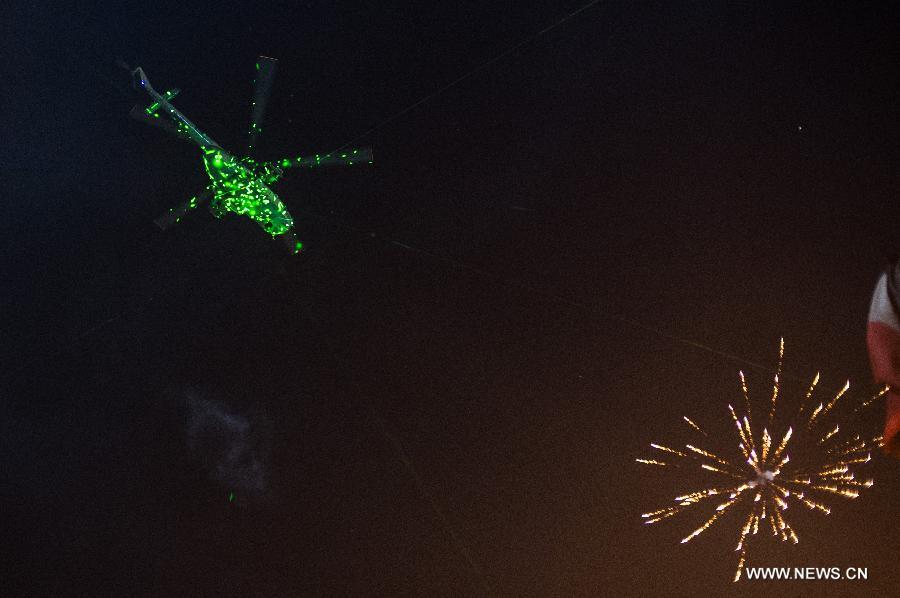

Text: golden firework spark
xmin=637 ymin=340 xmax=885 ymax=582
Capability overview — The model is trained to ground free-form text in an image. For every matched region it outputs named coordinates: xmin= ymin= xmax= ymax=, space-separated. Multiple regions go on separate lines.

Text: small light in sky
xmin=798 ymin=125 xmax=803 ymax=131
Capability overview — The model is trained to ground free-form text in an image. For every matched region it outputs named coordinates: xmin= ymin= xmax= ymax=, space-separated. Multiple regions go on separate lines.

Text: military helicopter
xmin=129 ymin=56 xmax=373 ymax=254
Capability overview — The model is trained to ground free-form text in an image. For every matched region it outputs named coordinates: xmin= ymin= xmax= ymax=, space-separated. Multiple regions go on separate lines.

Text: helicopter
xmin=129 ymin=56 xmax=373 ymax=254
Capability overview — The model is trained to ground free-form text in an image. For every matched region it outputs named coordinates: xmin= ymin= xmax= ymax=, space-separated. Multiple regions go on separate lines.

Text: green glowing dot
xmin=228 ymin=492 xmax=235 ymax=502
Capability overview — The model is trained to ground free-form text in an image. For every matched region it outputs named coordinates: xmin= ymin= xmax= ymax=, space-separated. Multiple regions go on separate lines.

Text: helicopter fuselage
xmin=200 ymin=148 xmax=294 ymax=237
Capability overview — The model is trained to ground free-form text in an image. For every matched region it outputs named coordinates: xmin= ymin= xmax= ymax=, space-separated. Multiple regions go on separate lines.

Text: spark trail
xmin=637 ymin=339 xmax=885 ymax=581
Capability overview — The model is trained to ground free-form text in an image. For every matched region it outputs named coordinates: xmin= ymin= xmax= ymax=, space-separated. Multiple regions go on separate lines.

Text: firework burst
xmin=638 ymin=339 xmax=886 ymax=581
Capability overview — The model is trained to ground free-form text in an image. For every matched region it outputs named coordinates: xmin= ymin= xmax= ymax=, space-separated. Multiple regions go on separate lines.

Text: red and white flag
xmin=867 ymin=261 xmax=900 ymax=456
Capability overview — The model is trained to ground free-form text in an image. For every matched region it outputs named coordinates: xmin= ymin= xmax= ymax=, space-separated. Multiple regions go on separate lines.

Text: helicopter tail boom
xmin=129 ymin=105 xmax=187 ymax=141
xmin=128 ymin=66 xmax=221 ymax=149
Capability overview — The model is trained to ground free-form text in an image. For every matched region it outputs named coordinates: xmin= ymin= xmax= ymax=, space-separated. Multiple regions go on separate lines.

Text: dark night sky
xmin=5 ymin=1 xmax=900 ymax=596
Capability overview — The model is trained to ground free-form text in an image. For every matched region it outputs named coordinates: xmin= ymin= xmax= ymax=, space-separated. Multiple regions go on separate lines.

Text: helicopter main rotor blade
xmin=276 ymin=147 xmax=374 ymax=169
xmin=247 ymin=56 xmax=278 ymax=154
xmin=154 ymin=189 xmax=213 ymax=230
